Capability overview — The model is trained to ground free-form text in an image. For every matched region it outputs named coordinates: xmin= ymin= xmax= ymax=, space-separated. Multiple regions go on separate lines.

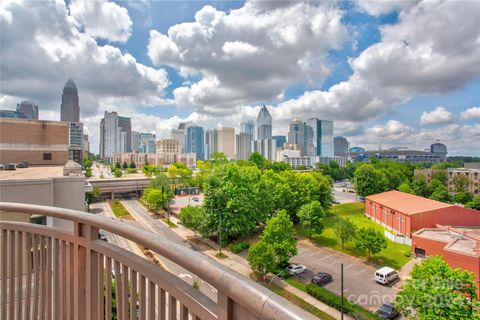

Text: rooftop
xmin=366 ymin=190 xmax=452 ymax=215
xmin=0 ymin=166 xmax=65 ymax=180
xmin=414 ymin=226 xmax=480 ymax=257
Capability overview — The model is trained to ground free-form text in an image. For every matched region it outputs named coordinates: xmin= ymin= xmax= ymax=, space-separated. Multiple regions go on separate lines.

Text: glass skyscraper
xmin=184 ymin=125 xmax=205 ymax=160
xmin=60 ymin=78 xmax=80 ymax=123
xmin=305 ymin=118 xmax=334 ymax=157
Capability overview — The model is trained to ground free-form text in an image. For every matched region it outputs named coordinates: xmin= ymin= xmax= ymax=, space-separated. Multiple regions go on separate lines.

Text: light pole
xmin=341 ymin=263 xmax=344 ymax=320
xmin=218 ymin=208 xmax=222 ymax=256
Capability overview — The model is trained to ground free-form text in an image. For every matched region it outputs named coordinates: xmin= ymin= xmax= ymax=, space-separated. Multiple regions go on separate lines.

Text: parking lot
xmin=291 ymin=241 xmax=400 ymax=311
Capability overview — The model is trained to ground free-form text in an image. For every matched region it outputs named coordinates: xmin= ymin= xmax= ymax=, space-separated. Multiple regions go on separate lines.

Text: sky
xmin=0 ymin=0 xmax=479 ymax=156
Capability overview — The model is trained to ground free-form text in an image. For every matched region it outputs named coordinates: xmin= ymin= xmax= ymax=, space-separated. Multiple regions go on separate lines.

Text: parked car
xmin=332 ymin=199 xmax=340 ymax=204
xmin=286 ymin=264 xmax=307 ymax=275
xmin=374 ymin=267 xmax=399 ymax=285
xmin=98 ymin=230 xmax=108 ymax=241
xmin=192 ymin=196 xmax=199 ymax=202
xmin=377 ymin=303 xmax=399 ymax=319
xmin=311 ymin=272 xmax=333 ymax=286
xmin=359 ymin=196 xmax=366 ymax=201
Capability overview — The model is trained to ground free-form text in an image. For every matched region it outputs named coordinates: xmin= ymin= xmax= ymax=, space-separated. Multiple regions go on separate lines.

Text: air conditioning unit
xmin=17 ymin=161 xmax=29 ymax=168
xmin=4 ymin=163 xmax=16 ymax=170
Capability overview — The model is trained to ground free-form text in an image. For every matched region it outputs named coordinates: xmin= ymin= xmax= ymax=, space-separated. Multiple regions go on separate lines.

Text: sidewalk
xmin=166 ymin=213 xmax=351 ymax=320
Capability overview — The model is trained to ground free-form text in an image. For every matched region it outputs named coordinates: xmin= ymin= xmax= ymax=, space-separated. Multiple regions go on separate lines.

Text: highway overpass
xmin=89 ymin=177 xmax=151 ymax=198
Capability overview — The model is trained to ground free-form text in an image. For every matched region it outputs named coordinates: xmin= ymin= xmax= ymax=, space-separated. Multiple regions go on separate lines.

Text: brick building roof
xmin=366 ymin=190 xmax=452 ymax=215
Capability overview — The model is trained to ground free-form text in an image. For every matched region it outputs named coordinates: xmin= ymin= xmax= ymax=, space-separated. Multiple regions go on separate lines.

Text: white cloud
xmin=148 ymin=2 xmax=347 ymax=115
xmin=460 ymin=107 xmax=480 ymax=120
xmin=69 ymin=0 xmax=132 ymax=43
xmin=420 ymin=107 xmax=455 ymax=125
xmin=354 ymin=0 xmax=420 ymax=16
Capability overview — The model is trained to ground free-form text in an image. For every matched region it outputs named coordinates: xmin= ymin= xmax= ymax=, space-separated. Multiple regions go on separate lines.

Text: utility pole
xmin=218 ymin=209 xmax=222 ymax=256
xmin=341 ymin=263 xmax=344 ymax=320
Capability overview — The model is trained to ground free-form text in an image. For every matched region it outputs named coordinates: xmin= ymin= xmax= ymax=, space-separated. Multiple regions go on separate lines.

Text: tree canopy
xmin=297 ymin=201 xmax=326 ymax=238
xmin=354 ymin=227 xmax=387 ymax=258
xmin=260 ymin=210 xmax=297 ymax=266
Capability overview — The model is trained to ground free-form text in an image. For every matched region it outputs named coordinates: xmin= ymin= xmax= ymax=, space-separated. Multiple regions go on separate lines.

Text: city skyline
xmin=0 ymin=1 xmax=479 ymax=156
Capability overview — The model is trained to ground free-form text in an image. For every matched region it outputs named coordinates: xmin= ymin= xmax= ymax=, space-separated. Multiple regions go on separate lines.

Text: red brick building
xmin=412 ymin=225 xmax=480 ymax=297
xmin=365 ymin=190 xmax=480 ymax=237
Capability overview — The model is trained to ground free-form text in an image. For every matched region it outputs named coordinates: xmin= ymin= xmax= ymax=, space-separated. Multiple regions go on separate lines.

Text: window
xmin=43 ymin=153 xmax=52 ymax=160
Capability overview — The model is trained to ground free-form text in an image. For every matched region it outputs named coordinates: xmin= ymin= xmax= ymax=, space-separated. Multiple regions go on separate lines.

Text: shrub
xmin=126 ymin=168 xmax=137 ymax=174
xmin=306 ymin=284 xmax=381 ymax=320
xmin=229 ymin=241 xmax=250 ymax=254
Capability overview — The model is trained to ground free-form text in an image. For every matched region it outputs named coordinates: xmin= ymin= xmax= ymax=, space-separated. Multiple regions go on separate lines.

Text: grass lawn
xmin=297 ymin=202 xmax=412 ymax=270
xmin=264 ymin=282 xmax=336 ymax=320
xmin=109 ymin=200 xmax=132 ymax=219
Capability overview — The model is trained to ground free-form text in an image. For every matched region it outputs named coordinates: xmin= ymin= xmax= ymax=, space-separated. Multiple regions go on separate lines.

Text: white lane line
xmin=316 ymin=254 xmax=334 ymax=262
xmin=343 ymin=263 xmax=355 ymax=270
xmin=308 ymin=252 xmax=322 ymax=257
xmin=355 ymin=268 xmax=368 ymax=276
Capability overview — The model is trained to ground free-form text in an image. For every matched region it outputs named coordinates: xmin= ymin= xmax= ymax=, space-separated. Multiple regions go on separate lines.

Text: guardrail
xmin=0 ymin=202 xmax=317 ymax=320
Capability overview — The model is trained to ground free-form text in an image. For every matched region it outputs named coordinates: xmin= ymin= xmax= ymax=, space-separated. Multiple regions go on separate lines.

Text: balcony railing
xmin=0 ymin=202 xmax=317 ymax=320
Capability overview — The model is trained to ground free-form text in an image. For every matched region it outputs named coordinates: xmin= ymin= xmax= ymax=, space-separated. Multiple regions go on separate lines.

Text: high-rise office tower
xmin=99 ymin=111 xmax=128 ymax=160
xmin=16 ymin=101 xmax=39 ymax=120
xmin=218 ymin=127 xmax=235 ymax=159
xmin=272 ymin=135 xmax=286 ymax=148
xmin=256 ymin=105 xmax=272 ymax=140
xmin=241 ymin=120 xmax=255 ymax=136
xmin=131 ymin=131 xmax=141 ymax=152
xmin=236 ymin=132 xmax=252 ymax=160
xmin=184 ymin=125 xmax=204 ymax=160
xmin=118 ymin=116 xmax=132 ymax=152
xmin=305 ymin=118 xmax=334 ymax=157
xmin=68 ymin=122 xmax=83 ymax=164
xmin=171 ymin=128 xmax=185 ymax=153
xmin=334 ymin=136 xmax=349 ymax=157
xmin=287 ymin=118 xmax=308 ymax=155
xmin=139 ymin=133 xmax=156 ymax=153
xmin=205 ymin=129 xmax=218 ymax=160
xmin=60 ymin=78 xmax=80 ymax=123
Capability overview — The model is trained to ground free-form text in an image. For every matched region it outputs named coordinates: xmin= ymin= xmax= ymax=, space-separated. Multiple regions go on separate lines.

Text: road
xmin=91 ymin=162 xmax=113 ymax=179
xmin=169 ymin=194 xmax=204 ymax=213
xmin=121 ymin=200 xmax=217 ymax=301
xmin=333 ymin=181 xmax=358 ymax=203
xmin=291 ymin=241 xmax=400 ymax=311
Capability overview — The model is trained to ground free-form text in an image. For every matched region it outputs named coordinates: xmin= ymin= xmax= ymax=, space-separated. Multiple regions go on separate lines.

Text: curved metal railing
xmin=0 ymin=202 xmax=318 ymax=320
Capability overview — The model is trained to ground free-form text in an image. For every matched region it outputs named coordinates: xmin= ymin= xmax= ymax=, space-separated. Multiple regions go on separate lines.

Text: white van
xmin=374 ymin=267 xmax=398 ymax=285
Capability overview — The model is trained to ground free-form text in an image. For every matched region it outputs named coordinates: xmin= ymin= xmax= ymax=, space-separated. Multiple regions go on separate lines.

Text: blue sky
xmin=0 ymin=0 xmax=479 ymax=154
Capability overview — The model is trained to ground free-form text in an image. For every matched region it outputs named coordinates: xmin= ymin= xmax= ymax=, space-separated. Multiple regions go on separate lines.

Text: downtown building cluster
xmin=102 ymin=105 xmax=342 ymax=168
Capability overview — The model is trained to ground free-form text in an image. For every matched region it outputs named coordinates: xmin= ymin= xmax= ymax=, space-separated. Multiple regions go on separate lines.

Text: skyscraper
xmin=16 ymin=101 xmax=39 ymax=120
xmin=241 ymin=120 xmax=255 ymax=136
xmin=256 ymin=105 xmax=272 ymax=140
xmin=272 ymin=135 xmax=286 ymax=148
xmin=205 ymin=129 xmax=218 ymax=160
xmin=184 ymin=125 xmax=205 ymax=160
xmin=60 ymin=78 xmax=80 ymax=123
xmin=99 ymin=111 xmax=128 ymax=160
xmin=118 ymin=116 xmax=132 ymax=152
xmin=287 ymin=118 xmax=308 ymax=155
xmin=334 ymin=136 xmax=349 ymax=156
xmin=305 ymin=118 xmax=334 ymax=157
xmin=218 ymin=127 xmax=235 ymax=159
xmin=139 ymin=133 xmax=156 ymax=153
xmin=236 ymin=132 xmax=252 ymax=160
xmin=68 ymin=122 xmax=83 ymax=164
xmin=131 ymin=131 xmax=141 ymax=152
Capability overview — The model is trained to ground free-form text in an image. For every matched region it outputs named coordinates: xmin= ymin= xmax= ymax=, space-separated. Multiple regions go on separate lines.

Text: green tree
xmin=247 ymin=242 xmax=276 ymax=279
xmin=355 ymin=227 xmax=387 ymax=258
xmin=142 ymin=189 xmax=165 ymax=210
xmin=354 ymin=164 xmax=388 ymax=197
xmin=395 ymin=256 xmax=480 ymax=320
xmin=115 ymin=161 xmax=121 ymax=169
xmin=114 ymin=168 xmax=122 ymax=178
xmin=398 ymin=181 xmax=414 ymax=194
xmin=431 ymin=170 xmax=448 ymax=185
xmin=261 ymin=210 xmax=297 ymax=266
xmin=129 ymin=161 xmax=136 ymax=169
xmin=86 ymin=186 xmax=100 ymax=204
xmin=334 ymin=218 xmax=357 ymax=250
xmin=179 ymin=206 xmax=206 ymax=234
xmin=85 ymin=167 xmax=92 ymax=178
xmin=412 ymin=174 xmax=431 ymax=198
xmin=248 ymin=152 xmax=265 ymax=169
xmin=466 ymin=196 xmax=480 ymax=210
xmin=297 ymin=201 xmax=326 ymax=239
xmin=454 ymin=191 xmax=473 ymax=205
xmin=211 ymin=152 xmax=228 ymax=164
xmin=430 ymin=183 xmax=451 ymax=203
xmin=452 ymin=175 xmax=470 ymax=193
xmin=122 ymin=161 xmax=128 ymax=170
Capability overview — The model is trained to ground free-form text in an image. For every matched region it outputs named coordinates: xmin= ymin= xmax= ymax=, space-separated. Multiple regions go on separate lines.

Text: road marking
xmin=316 ymin=254 xmax=334 ymax=262
xmin=343 ymin=263 xmax=355 ymax=270
xmin=355 ymin=268 xmax=368 ymax=276
xmin=308 ymin=252 xmax=322 ymax=257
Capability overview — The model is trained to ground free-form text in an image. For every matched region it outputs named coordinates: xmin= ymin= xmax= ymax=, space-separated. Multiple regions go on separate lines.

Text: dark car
xmin=377 ymin=303 xmax=399 ymax=319
xmin=99 ymin=230 xmax=108 ymax=241
xmin=311 ymin=272 xmax=333 ymax=286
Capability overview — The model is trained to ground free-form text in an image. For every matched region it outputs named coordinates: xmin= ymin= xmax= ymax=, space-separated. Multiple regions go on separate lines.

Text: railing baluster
xmin=106 ymin=257 xmax=112 ymax=320
xmin=98 ymin=252 xmax=105 ymax=320
xmin=115 ymin=261 xmax=123 ymax=320
xmin=59 ymin=240 xmax=65 ymax=319
xmin=53 ymin=238 xmax=59 ymax=320
xmin=15 ymin=231 xmax=23 ymax=320
xmin=24 ymin=233 xmax=32 ymax=320
xmin=32 ymin=234 xmax=39 ymax=320
xmin=39 ymin=236 xmax=46 ymax=320
xmin=1 ymin=229 xmax=7 ymax=320
xmin=122 ymin=264 xmax=129 ymax=320
xmin=158 ymin=287 xmax=166 ymax=320
xmin=129 ymin=269 xmax=137 ymax=320
xmin=66 ymin=241 xmax=72 ymax=319
xmin=46 ymin=237 xmax=52 ymax=320
xmin=148 ymin=280 xmax=155 ymax=320
xmin=139 ymin=275 xmax=146 ymax=320
xmin=8 ymin=230 xmax=15 ymax=320
xmin=180 ymin=304 xmax=188 ymax=320
xmin=168 ymin=294 xmax=177 ymax=320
